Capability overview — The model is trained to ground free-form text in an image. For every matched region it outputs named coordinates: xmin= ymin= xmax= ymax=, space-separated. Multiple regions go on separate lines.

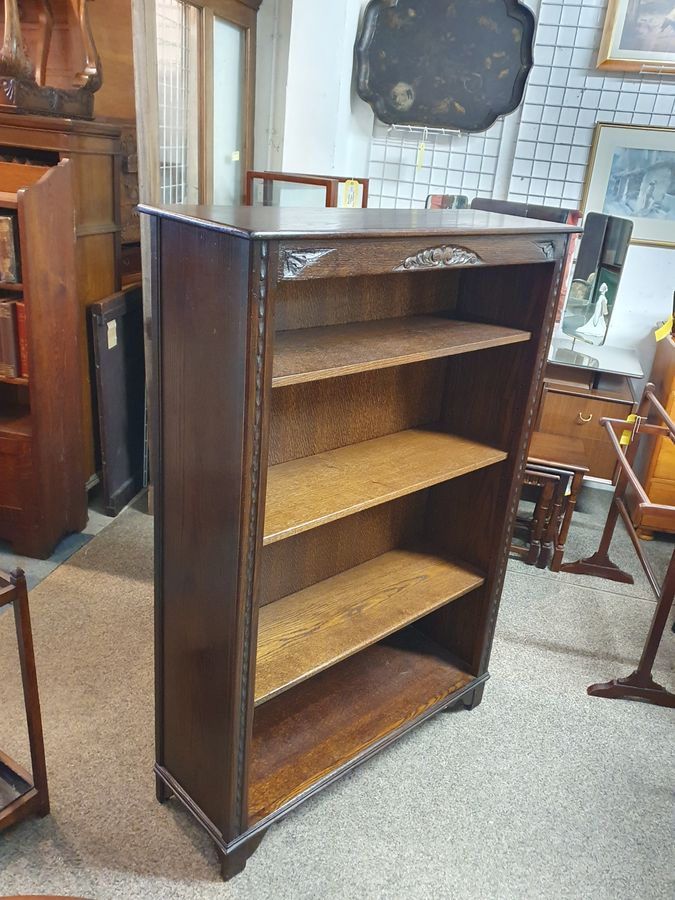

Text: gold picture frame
xmin=581 ymin=123 xmax=675 ymax=250
xmin=598 ymin=0 xmax=675 ymax=72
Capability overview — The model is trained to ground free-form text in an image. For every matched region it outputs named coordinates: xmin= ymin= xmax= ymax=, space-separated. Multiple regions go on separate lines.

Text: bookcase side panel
xmin=154 ymin=217 xmax=254 ymax=842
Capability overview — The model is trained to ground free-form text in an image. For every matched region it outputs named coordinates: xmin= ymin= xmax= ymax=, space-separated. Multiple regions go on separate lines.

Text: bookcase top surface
xmin=140 ymin=204 xmax=581 ymax=241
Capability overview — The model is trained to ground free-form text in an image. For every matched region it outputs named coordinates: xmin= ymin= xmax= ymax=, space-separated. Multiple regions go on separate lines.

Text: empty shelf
xmin=263 ymin=428 xmax=506 ymax=544
xmin=272 ymin=316 xmax=531 ymax=387
xmin=255 ymin=548 xmax=484 ymax=704
xmin=250 ymin=627 xmax=475 ymax=824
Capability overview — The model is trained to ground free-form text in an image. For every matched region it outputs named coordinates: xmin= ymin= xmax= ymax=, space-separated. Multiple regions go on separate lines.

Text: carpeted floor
xmin=0 ymin=489 xmax=673 ymax=900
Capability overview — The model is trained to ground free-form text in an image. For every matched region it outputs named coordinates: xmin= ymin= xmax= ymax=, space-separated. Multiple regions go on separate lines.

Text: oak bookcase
xmin=0 ymin=160 xmax=86 ymax=558
xmin=142 ymin=205 xmax=576 ymax=878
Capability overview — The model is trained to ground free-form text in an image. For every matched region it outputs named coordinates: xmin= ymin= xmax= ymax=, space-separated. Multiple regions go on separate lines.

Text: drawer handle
xmin=577 ymin=412 xmax=593 ymax=424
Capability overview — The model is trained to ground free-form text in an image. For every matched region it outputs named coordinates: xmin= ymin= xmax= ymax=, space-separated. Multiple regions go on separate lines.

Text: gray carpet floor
xmin=0 ymin=488 xmax=673 ymax=900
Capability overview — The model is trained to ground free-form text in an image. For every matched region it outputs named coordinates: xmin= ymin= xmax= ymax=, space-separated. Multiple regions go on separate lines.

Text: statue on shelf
xmin=0 ymin=0 xmax=102 ymax=119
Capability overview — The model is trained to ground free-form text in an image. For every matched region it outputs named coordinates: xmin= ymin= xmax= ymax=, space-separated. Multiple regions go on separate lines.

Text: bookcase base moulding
xmin=142 ymin=205 xmax=577 ymax=879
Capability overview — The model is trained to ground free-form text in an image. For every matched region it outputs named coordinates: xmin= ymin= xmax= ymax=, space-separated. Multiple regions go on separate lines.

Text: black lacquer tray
xmin=355 ymin=0 xmax=535 ymax=132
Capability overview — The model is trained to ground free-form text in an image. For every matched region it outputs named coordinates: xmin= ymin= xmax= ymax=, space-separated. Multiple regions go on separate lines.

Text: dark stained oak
xmin=272 ymin=316 xmax=531 ymax=387
xmin=141 ymin=203 xmax=578 ymax=240
xmin=255 ymin=549 xmax=484 ymax=705
xmin=264 ymin=429 xmax=507 ymax=544
xmin=249 ymin=627 xmax=475 ymax=824
xmin=145 ymin=204 xmax=573 ymax=878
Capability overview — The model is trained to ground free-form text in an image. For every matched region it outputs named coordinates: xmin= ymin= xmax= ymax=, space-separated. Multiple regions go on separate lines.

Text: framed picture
xmin=598 ymin=0 xmax=675 ymax=72
xmin=582 ymin=123 xmax=675 ymax=249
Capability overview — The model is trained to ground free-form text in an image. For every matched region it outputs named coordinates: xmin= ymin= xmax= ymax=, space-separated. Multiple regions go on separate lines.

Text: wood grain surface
xmin=272 ymin=317 xmax=531 ymax=387
xmin=255 ymin=549 xmax=483 ymax=704
xmin=263 ymin=429 xmax=506 ymax=544
xmin=249 ymin=627 xmax=474 ymax=823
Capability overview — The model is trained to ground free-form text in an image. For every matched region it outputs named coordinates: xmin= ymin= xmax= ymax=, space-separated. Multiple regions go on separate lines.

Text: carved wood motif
xmin=281 ymin=248 xmax=336 ymax=279
xmin=396 ymin=245 xmax=484 ymax=271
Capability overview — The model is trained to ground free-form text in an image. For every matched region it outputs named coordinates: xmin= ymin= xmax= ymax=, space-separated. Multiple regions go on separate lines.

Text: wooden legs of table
xmin=0 ymin=570 xmax=50 ymax=833
xmin=550 ymin=470 xmax=585 ymax=572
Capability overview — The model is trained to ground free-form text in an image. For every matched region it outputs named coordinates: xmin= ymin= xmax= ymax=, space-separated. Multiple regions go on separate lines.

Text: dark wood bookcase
xmin=0 ymin=159 xmax=86 ymax=558
xmin=143 ymin=205 xmax=576 ymax=878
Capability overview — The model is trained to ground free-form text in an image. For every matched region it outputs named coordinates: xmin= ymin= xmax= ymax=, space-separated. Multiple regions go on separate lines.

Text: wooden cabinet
xmin=537 ymin=368 xmax=635 ymax=480
xmin=631 ymin=335 xmax=675 ymax=534
xmin=0 ymin=161 xmax=86 ymax=558
xmin=0 ymin=113 xmax=122 ymax=480
xmin=143 ymin=204 xmax=575 ymax=878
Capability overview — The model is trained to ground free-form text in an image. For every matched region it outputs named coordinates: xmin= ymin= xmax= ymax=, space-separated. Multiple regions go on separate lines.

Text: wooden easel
xmin=563 ymin=383 xmax=675 ymax=708
xmin=0 ymin=569 xmax=50 ymax=832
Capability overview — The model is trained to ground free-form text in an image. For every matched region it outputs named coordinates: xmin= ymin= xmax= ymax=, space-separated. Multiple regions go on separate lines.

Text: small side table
xmin=528 ymin=431 xmax=589 ymax=571
xmin=0 ymin=569 xmax=49 ymax=832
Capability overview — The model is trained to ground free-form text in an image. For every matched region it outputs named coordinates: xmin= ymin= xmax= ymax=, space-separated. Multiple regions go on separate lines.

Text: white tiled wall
xmin=366 ymin=0 xmax=675 ymax=210
xmin=368 ymin=121 xmax=504 ymax=208
xmin=509 ymin=0 xmax=675 ymax=208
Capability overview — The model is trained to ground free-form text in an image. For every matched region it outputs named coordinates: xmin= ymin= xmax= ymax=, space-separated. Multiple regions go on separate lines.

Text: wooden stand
xmin=0 ymin=569 xmax=49 ymax=832
xmin=143 ymin=204 xmax=577 ymax=877
xmin=563 ymin=383 xmax=675 ymax=708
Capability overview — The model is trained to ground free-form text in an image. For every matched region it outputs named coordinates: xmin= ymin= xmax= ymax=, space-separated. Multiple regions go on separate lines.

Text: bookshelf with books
xmin=0 ymin=159 xmax=86 ymax=558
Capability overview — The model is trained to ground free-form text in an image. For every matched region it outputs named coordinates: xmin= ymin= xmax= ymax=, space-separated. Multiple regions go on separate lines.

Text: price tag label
xmin=107 ymin=320 xmax=118 ymax=350
xmin=620 ymin=414 xmax=638 ymax=447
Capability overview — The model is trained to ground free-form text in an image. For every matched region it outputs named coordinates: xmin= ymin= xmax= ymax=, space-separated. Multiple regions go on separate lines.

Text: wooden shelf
xmin=0 ymin=282 xmax=23 ymax=293
xmin=0 ymin=755 xmax=31 ymax=813
xmin=263 ymin=428 xmax=506 ymax=545
xmin=272 ymin=316 xmax=531 ymax=387
xmin=255 ymin=549 xmax=483 ymax=704
xmin=249 ymin=627 xmax=474 ymax=824
xmin=0 ymin=408 xmax=30 ymax=438
xmin=0 ymin=374 xmax=28 ymax=386
xmin=0 ymin=192 xmax=18 ymax=209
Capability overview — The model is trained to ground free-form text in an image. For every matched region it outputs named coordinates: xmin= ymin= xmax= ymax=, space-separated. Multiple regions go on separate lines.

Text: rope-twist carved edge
xmin=235 ymin=241 xmax=268 ymax=829
xmin=479 ymin=251 xmax=565 ymax=673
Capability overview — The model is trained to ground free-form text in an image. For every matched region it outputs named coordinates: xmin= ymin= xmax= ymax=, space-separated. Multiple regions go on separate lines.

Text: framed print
xmin=582 ymin=123 xmax=675 ymax=249
xmin=598 ymin=0 xmax=675 ymax=72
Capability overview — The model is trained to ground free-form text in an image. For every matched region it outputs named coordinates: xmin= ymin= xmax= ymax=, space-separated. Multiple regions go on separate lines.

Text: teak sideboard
xmin=142 ymin=205 xmax=577 ymax=878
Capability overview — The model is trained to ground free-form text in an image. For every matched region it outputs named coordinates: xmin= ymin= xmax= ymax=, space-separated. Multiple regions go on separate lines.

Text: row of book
xmin=0 ymin=214 xmax=20 ymax=284
xmin=0 ymin=298 xmax=28 ymax=378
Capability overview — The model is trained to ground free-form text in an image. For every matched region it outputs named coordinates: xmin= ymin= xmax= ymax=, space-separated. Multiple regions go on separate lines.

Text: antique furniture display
xmin=511 ymin=468 xmax=560 ymax=567
xmin=536 ymin=358 xmax=638 ymax=483
xmin=90 ymin=286 xmax=146 ymax=516
xmin=563 ymin=383 xmax=675 ymax=709
xmin=143 ymin=203 xmax=577 ymax=878
xmin=245 ymin=171 xmax=369 ymax=209
xmin=527 ymin=431 xmax=589 ymax=571
xmin=0 ymin=112 xmax=123 ymax=481
xmin=0 ymin=0 xmax=102 ymax=119
xmin=0 ymin=158 xmax=86 ymax=558
xmin=354 ymin=0 xmax=535 ymax=132
xmin=630 ymin=330 xmax=675 ymax=537
xmin=0 ymin=569 xmax=50 ymax=832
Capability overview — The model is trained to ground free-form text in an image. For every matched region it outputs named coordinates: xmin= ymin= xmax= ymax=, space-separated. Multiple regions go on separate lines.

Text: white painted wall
xmin=273 ymin=0 xmax=373 ymax=177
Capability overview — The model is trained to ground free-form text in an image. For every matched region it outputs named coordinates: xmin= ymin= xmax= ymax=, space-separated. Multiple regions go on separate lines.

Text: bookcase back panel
xmin=259 ymin=493 xmax=428 ymax=607
xmin=274 ymin=271 xmax=459 ymax=331
xmin=269 ymin=361 xmax=446 ymax=465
